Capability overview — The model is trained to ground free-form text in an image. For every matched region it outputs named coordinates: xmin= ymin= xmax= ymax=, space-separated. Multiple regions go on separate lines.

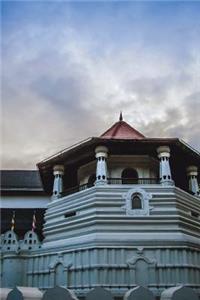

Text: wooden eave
xmin=37 ymin=137 xmax=200 ymax=193
xmin=1 ymin=189 xmax=47 ymax=196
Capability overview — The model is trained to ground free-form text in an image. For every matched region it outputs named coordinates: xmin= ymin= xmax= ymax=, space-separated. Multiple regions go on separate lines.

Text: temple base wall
xmin=1 ymin=245 xmax=200 ymax=298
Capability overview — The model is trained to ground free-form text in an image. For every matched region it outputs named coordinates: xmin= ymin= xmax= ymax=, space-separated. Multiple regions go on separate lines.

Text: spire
xmin=32 ymin=211 xmax=36 ymax=232
xmin=119 ymin=111 xmax=123 ymax=121
xmin=11 ymin=211 xmax=15 ymax=231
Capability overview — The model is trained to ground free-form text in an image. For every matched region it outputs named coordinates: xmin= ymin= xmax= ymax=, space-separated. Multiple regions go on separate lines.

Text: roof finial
xmin=119 ymin=111 xmax=123 ymax=121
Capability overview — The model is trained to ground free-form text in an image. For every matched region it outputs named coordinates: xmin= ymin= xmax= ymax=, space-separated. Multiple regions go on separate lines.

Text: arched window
xmin=125 ymin=188 xmax=151 ymax=216
xmin=87 ymin=174 xmax=96 ymax=187
xmin=121 ymin=168 xmax=138 ymax=184
xmin=131 ymin=193 xmax=142 ymax=209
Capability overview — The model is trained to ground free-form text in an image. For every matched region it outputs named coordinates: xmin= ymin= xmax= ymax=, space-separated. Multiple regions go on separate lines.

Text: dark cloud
xmin=2 ymin=2 xmax=200 ymax=169
xmin=142 ymin=92 xmax=200 ymax=150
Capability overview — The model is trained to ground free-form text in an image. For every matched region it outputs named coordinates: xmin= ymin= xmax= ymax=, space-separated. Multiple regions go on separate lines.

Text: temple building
xmin=1 ymin=114 xmax=200 ymax=299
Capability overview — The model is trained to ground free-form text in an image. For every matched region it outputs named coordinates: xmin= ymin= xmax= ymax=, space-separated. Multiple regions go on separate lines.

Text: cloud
xmin=1 ymin=2 xmax=200 ymax=169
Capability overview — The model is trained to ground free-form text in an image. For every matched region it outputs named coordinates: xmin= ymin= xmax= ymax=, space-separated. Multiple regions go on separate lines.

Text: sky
xmin=1 ymin=1 xmax=200 ymax=169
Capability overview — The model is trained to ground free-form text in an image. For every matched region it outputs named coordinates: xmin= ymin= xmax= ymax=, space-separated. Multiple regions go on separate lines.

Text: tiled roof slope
xmin=1 ymin=170 xmax=43 ymax=190
xmin=100 ymin=120 xmax=145 ymax=140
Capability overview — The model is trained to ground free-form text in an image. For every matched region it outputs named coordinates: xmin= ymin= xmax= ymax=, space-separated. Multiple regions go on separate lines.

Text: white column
xmin=95 ymin=146 xmax=108 ymax=185
xmin=52 ymin=165 xmax=64 ymax=199
xmin=157 ymin=146 xmax=174 ymax=186
xmin=187 ymin=166 xmax=199 ymax=196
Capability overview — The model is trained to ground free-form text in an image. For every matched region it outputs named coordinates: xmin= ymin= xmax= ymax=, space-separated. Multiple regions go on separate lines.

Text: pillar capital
xmin=187 ymin=165 xmax=198 ymax=176
xmin=53 ymin=165 xmax=64 ymax=176
xmin=157 ymin=146 xmax=170 ymax=158
xmin=95 ymin=146 xmax=108 ymax=158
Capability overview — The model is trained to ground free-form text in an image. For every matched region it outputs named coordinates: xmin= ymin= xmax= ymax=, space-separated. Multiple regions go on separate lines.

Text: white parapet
xmin=4 ymin=287 xmax=43 ymax=300
xmin=0 ymin=288 xmax=12 ymax=300
xmin=161 ymin=285 xmax=198 ymax=300
xmin=124 ymin=286 xmax=154 ymax=300
xmin=17 ymin=287 xmax=43 ymax=300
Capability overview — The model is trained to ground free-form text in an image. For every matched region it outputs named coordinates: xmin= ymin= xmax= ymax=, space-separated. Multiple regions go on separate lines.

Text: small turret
xmin=1 ymin=230 xmax=19 ymax=253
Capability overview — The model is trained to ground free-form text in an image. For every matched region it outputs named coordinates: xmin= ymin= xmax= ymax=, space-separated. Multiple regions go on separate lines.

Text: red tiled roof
xmin=100 ymin=120 xmax=145 ymax=140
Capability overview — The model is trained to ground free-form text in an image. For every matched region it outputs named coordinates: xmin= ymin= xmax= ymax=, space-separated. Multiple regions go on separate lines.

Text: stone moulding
xmin=126 ymin=254 xmax=157 ymax=268
xmin=48 ymin=253 xmax=72 ymax=271
xmin=123 ymin=188 xmax=152 ymax=216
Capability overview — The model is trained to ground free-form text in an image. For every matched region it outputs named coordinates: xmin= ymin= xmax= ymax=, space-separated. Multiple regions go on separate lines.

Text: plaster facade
xmin=1 ymin=184 xmax=200 ymax=298
xmin=1 ymin=118 xmax=200 ymax=299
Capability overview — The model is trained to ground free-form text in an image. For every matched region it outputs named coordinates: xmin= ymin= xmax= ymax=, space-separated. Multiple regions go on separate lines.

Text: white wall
xmin=1 ymin=195 xmax=50 ymax=209
xmin=78 ymin=155 xmax=159 ymax=185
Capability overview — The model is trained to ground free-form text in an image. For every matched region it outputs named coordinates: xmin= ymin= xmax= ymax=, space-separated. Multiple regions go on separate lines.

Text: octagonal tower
xmin=1 ymin=115 xmax=200 ymax=299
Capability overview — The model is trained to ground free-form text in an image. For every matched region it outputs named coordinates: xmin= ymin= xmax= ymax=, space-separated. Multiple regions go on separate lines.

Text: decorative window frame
xmin=49 ymin=253 xmax=72 ymax=271
xmin=124 ymin=188 xmax=152 ymax=216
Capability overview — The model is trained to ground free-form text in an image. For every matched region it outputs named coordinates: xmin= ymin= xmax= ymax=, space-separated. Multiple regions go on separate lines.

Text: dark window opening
xmin=87 ymin=174 xmax=96 ymax=187
xmin=191 ymin=211 xmax=199 ymax=218
xmin=122 ymin=168 xmax=138 ymax=184
xmin=65 ymin=211 xmax=76 ymax=218
xmin=131 ymin=194 xmax=142 ymax=209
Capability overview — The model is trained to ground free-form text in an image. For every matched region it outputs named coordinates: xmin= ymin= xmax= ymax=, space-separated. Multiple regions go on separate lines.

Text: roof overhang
xmin=37 ymin=137 xmax=200 ymax=193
